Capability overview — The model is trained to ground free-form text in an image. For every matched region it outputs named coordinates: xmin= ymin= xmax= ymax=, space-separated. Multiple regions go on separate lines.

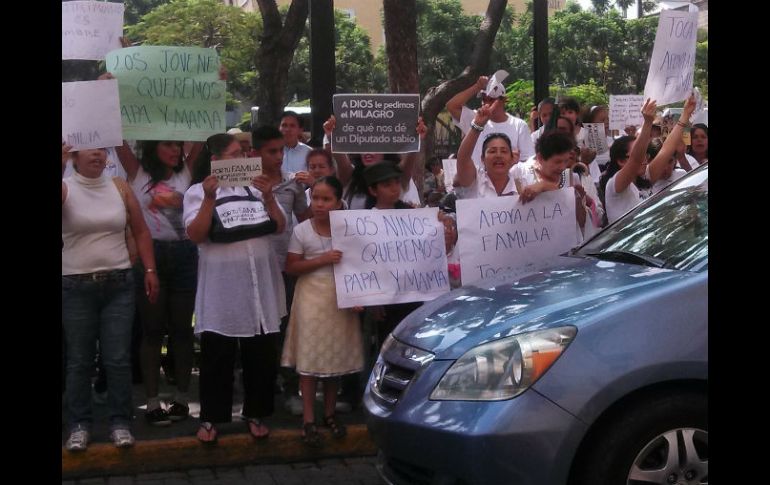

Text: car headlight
xmin=430 ymin=326 xmax=577 ymax=401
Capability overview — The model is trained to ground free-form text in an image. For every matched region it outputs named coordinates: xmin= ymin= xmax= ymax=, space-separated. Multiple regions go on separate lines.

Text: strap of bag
xmin=111 ymin=177 xmax=131 ymax=224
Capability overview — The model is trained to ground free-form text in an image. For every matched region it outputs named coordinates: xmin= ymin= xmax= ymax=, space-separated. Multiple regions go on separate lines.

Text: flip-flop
xmin=246 ymin=418 xmax=270 ymax=440
xmin=196 ymin=422 xmax=218 ymax=444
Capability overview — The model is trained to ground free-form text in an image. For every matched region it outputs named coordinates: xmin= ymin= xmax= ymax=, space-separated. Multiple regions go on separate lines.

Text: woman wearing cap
xmin=62 ymin=144 xmax=159 ymax=451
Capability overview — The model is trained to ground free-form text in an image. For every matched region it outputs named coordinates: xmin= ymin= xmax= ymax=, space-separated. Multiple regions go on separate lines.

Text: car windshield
xmin=576 ymin=164 xmax=708 ymax=272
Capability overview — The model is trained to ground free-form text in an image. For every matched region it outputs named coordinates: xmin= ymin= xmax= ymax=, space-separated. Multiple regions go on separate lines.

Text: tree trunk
xmin=255 ymin=0 xmax=309 ymax=127
xmin=420 ymin=0 xmax=508 ymax=177
xmin=383 ymin=0 xmax=423 ymax=198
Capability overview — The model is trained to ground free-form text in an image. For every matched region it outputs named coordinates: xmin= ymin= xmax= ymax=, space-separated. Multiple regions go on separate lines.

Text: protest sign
xmin=643 ymin=9 xmax=699 ymax=106
xmin=331 ymin=94 xmax=420 ymax=153
xmin=609 ymin=95 xmax=645 ymax=130
xmin=582 ymin=123 xmax=609 ymax=152
xmin=456 ymin=189 xmax=578 ymax=286
xmin=442 ymin=159 xmax=457 ymax=192
xmin=211 ymin=158 xmax=262 ymax=187
xmin=105 ymin=46 xmax=226 ymax=141
xmin=62 ymin=80 xmax=123 ymax=150
xmin=330 ymin=208 xmax=450 ymax=308
xmin=62 ymin=1 xmax=124 ymax=60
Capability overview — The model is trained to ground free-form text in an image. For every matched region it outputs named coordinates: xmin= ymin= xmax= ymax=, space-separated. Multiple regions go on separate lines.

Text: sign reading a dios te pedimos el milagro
xmin=106 ymin=46 xmax=226 ymax=141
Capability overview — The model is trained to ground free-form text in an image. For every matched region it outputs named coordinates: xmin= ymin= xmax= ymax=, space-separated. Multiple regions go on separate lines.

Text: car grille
xmin=370 ymin=336 xmax=434 ymax=408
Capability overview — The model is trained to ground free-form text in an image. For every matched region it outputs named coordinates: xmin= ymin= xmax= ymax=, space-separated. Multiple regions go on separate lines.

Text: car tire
xmin=570 ymin=390 xmax=707 ymax=485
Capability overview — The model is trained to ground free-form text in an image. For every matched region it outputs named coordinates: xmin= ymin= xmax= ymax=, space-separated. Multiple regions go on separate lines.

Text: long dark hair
xmin=599 ymin=136 xmax=634 ymax=208
xmin=312 ymin=176 xmax=344 ymax=202
xmin=139 ymin=141 xmax=184 ymax=190
xmin=191 ymin=134 xmax=235 ymax=184
xmin=345 ymin=153 xmax=399 ymax=207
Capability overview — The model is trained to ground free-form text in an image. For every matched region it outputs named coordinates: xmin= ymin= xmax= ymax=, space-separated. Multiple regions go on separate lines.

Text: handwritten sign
xmin=62 ymin=1 xmax=124 ymax=60
xmin=609 ymin=95 xmax=645 ymax=130
xmin=62 ymin=80 xmax=123 ymax=150
xmin=211 ymin=158 xmax=262 ymax=187
xmin=456 ymin=189 xmax=578 ymax=286
xmin=330 ymin=208 xmax=450 ymax=308
xmin=643 ymin=9 xmax=699 ymax=106
xmin=105 ymin=46 xmax=226 ymax=141
xmin=582 ymin=123 xmax=609 ymax=152
xmin=442 ymin=159 xmax=457 ymax=192
xmin=332 ymin=94 xmax=420 ymax=153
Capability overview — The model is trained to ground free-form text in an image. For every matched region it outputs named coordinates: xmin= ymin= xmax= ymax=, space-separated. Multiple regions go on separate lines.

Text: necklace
xmin=311 ymin=219 xmax=332 ymax=252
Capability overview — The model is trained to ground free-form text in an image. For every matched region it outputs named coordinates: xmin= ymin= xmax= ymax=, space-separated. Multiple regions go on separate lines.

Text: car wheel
xmin=570 ymin=391 xmax=707 ymax=485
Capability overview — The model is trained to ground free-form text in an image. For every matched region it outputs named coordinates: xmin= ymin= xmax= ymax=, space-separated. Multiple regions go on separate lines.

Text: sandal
xmin=196 ymin=422 xmax=218 ymax=444
xmin=301 ymin=422 xmax=322 ymax=448
xmin=246 ymin=418 xmax=270 ymax=440
xmin=323 ymin=414 xmax=347 ymax=439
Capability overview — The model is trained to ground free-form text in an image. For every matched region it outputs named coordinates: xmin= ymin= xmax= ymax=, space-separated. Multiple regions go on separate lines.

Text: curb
xmin=62 ymin=424 xmax=377 ymax=479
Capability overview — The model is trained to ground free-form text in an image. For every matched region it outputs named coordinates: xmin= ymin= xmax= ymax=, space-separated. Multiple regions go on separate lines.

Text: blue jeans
xmin=62 ymin=269 xmax=135 ymax=431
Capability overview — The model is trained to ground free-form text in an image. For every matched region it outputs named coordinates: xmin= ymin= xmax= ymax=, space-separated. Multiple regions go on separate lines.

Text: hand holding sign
xmin=324 ymin=250 xmax=343 ymax=265
xmin=202 ymin=175 xmax=219 ymax=199
xmin=682 ymin=94 xmax=697 ymax=123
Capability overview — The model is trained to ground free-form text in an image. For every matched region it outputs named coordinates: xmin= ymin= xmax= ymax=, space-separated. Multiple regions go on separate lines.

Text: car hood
xmin=392 ymin=256 xmax=696 ymax=359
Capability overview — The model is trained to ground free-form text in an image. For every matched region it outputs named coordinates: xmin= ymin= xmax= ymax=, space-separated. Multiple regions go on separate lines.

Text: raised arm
xmin=324 ymin=115 xmax=354 ymax=186
xmin=455 ymin=104 xmax=492 ymax=187
xmin=446 ymin=76 xmax=487 ymax=121
xmin=185 ymin=177 xmax=219 ymax=244
xmin=613 ymin=99 xmax=657 ymax=194
xmin=115 ymin=140 xmax=141 ymax=181
xmin=648 ymin=96 xmax=697 ymax=183
xmin=397 ymin=117 xmax=427 ymax=189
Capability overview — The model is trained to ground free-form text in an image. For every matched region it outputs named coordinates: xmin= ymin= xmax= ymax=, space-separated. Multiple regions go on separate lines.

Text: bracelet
xmin=470 ymin=121 xmax=485 ymax=132
xmin=676 ymin=120 xmax=688 ymax=128
xmin=145 ymin=268 xmax=156 ymax=274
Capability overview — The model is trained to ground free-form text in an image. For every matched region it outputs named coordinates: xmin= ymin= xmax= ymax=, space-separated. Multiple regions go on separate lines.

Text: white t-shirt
xmin=605 ymin=173 xmax=647 ymax=224
xmin=650 ymin=167 xmax=687 ymax=194
xmin=531 ymin=125 xmax=545 ymax=145
xmin=288 ymin=219 xmax=334 ymax=277
xmin=130 ymin=164 xmax=192 ymax=241
xmin=454 ymin=107 xmax=535 ymax=168
xmin=678 ymin=153 xmax=700 ymax=170
xmin=63 ymin=147 xmax=126 ymax=180
xmin=455 ymin=166 xmax=518 ymax=200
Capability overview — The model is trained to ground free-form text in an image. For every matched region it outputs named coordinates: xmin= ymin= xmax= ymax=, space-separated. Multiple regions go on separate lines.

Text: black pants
xmin=198 ymin=331 xmax=278 ymax=423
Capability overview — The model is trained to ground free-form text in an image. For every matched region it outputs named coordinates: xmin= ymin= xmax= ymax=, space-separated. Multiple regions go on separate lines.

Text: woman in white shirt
xmin=688 ymin=124 xmax=708 ymax=166
xmin=183 ymin=133 xmax=287 ymax=444
xmin=454 ymin=98 xmax=521 ymax=199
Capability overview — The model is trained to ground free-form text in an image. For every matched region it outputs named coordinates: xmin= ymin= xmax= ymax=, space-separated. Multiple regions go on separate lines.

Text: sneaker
xmin=284 ymin=395 xmax=303 ymax=416
xmin=110 ymin=428 xmax=135 ymax=448
xmin=167 ymin=401 xmax=189 ymax=421
xmin=145 ymin=407 xmax=172 ymax=426
xmin=65 ymin=426 xmax=89 ymax=452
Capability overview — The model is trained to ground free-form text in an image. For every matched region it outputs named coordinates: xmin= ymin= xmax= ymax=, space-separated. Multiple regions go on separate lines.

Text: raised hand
xmin=202 ymin=175 xmax=219 ymax=199
xmin=323 ymin=115 xmax=336 ymax=136
xmin=474 ymin=103 xmax=492 ymax=126
xmin=640 ymin=98 xmax=657 ymax=123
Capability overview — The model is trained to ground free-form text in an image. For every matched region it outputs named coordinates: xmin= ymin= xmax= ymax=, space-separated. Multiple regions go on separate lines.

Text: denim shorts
xmin=134 ymin=239 xmax=199 ymax=292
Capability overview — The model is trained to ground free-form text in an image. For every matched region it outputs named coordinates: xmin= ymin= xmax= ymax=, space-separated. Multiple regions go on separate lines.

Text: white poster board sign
xmin=609 ymin=95 xmax=645 ymax=130
xmin=442 ymin=159 xmax=457 ymax=193
xmin=643 ymin=9 xmax=699 ymax=106
xmin=211 ymin=158 xmax=262 ymax=187
xmin=582 ymin=123 xmax=609 ymax=152
xmin=456 ymin=189 xmax=578 ymax=286
xmin=330 ymin=208 xmax=450 ymax=308
xmin=62 ymin=1 xmax=124 ymax=60
xmin=62 ymin=80 xmax=123 ymax=150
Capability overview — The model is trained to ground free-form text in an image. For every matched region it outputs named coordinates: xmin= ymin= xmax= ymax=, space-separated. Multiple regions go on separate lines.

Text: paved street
xmin=62 ymin=457 xmax=381 ymax=485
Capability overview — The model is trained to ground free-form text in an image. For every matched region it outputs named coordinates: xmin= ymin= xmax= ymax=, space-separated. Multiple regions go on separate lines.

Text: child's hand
xmin=324 ymin=250 xmax=342 ymax=264
xmin=351 ymin=306 xmax=365 ymax=313
xmin=294 ymin=171 xmax=313 ymax=186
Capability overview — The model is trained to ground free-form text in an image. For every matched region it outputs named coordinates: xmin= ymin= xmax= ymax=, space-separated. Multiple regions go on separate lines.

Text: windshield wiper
xmin=585 ymin=250 xmax=666 ymax=268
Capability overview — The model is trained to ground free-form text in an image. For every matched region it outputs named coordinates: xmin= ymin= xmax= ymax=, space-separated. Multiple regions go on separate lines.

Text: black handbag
xmin=208 ymin=187 xmax=278 ymax=243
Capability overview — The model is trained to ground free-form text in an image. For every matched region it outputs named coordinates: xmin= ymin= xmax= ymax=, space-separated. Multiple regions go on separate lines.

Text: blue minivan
xmin=364 ymin=165 xmax=708 ymax=485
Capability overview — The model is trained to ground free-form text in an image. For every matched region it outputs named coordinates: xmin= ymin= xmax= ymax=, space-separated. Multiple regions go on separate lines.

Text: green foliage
xmin=695 ymin=40 xmax=708 ymax=99
xmin=125 ymin=0 xmax=261 ymax=103
xmin=505 ymin=79 xmax=608 ymax=117
xmin=287 ymin=10 xmax=383 ymax=99
xmin=122 ymin=0 xmax=169 ymax=25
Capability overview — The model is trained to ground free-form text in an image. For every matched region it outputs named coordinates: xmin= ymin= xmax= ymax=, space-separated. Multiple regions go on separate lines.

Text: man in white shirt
xmin=279 ymin=111 xmax=312 ymax=174
xmin=446 ymin=71 xmax=535 ymax=168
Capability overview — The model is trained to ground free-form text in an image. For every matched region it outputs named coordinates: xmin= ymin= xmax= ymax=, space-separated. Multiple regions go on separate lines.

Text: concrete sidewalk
xmin=62 ymin=370 xmax=376 ymax=479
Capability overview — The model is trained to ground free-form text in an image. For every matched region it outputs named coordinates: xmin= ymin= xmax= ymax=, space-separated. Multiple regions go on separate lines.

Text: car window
xmin=577 ymin=165 xmax=708 ymax=272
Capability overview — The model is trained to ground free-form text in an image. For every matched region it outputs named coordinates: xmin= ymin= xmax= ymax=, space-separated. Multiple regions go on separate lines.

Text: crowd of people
xmin=62 ymin=69 xmax=708 ymax=452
